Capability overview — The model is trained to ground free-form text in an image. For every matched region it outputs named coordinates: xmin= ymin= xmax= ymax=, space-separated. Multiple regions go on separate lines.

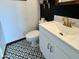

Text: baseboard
xmin=7 ymin=37 xmax=26 ymax=46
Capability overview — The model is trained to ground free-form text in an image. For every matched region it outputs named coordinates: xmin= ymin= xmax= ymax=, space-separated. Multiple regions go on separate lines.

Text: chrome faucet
xmin=62 ymin=17 xmax=72 ymax=28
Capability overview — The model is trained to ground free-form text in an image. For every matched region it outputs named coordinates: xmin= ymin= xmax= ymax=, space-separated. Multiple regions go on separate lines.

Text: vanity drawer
xmin=40 ymin=33 xmax=51 ymax=59
xmin=40 ymin=26 xmax=53 ymax=59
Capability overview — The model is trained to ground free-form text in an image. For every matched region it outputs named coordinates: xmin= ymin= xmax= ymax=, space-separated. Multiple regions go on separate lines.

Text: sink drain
xmin=59 ymin=33 xmax=63 ymax=36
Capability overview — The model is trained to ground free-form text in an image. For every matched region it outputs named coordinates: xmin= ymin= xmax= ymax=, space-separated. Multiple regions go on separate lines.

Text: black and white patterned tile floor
xmin=3 ymin=39 xmax=45 ymax=59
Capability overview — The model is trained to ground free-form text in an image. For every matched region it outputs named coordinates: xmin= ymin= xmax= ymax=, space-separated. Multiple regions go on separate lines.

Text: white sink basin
xmin=54 ymin=21 xmax=79 ymax=36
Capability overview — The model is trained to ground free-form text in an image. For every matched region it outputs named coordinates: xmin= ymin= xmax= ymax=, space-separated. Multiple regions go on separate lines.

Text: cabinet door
xmin=50 ymin=42 xmax=70 ymax=59
xmin=40 ymin=32 xmax=51 ymax=59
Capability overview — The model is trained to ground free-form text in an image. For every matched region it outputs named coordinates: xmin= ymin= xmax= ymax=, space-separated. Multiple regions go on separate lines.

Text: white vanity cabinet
xmin=39 ymin=26 xmax=70 ymax=59
xmin=39 ymin=22 xmax=79 ymax=59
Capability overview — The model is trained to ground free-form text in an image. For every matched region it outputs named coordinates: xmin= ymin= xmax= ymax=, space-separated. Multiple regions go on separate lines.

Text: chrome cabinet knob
xmin=47 ymin=43 xmax=53 ymax=53
xmin=47 ymin=43 xmax=50 ymax=49
xmin=50 ymin=46 xmax=53 ymax=53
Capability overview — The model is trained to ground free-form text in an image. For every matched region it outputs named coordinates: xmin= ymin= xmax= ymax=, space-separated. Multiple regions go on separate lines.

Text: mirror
xmin=58 ymin=0 xmax=74 ymax=3
xmin=57 ymin=0 xmax=79 ymax=5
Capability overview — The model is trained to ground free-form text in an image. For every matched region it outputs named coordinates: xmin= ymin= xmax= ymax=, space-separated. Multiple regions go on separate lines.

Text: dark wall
xmin=54 ymin=4 xmax=79 ymax=19
xmin=40 ymin=4 xmax=79 ymax=20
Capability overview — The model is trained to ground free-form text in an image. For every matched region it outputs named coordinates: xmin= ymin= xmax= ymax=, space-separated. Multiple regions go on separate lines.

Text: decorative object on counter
xmin=42 ymin=0 xmax=50 ymax=9
xmin=40 ymin=0 xmax=55 ymax=21
xmin=39 ymin=18 xmax=47 ymax=23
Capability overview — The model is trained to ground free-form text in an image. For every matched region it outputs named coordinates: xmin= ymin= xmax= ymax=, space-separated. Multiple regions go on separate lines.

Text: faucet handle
xmin=62 ymin=17 xmax=68 ymax=26
xmin=68 ymin=20 xmax=76 ymax=28
xmin=68 ymin=20 xmax=72 ymax=28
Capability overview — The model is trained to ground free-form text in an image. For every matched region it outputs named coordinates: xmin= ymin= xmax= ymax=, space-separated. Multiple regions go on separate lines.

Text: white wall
xmin=0 ymin=0 xmax=40 ymax=43
xmin=25 ymin=0 xmax=40 ymax=31
xmin=0 ymin=49 xmax=2 ymax=59
xmin=0 ymin=1 xmax=23 ymax=43
xmin=0 ymin=0 xmax=40 ymax=57
xmin=14 ymin=0 xmax=40 ymax=35
xmin=0 ymin=21 xmax=6 ymax=58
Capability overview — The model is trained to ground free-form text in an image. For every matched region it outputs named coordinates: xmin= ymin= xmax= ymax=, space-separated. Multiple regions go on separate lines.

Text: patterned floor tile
xmin=3 ymin=39 xmax=45 ymax=59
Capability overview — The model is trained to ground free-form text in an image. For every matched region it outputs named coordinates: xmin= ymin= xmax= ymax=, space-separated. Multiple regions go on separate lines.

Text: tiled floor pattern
xmin=3 ymin=39 xmax=45 ymax=59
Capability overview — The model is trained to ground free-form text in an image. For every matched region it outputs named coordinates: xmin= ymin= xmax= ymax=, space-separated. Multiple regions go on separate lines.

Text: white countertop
xmin=39 ymin=21 xmax=79 ymax=52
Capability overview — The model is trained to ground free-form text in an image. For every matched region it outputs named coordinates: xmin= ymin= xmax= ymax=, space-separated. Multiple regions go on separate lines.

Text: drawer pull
xmin=47 ymin=43 xmax=53 ymax=53
xmin=50 ymin=46 xmax=53 ymax=53
xmin=47 ymin=43 xmax=50 ymax=49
